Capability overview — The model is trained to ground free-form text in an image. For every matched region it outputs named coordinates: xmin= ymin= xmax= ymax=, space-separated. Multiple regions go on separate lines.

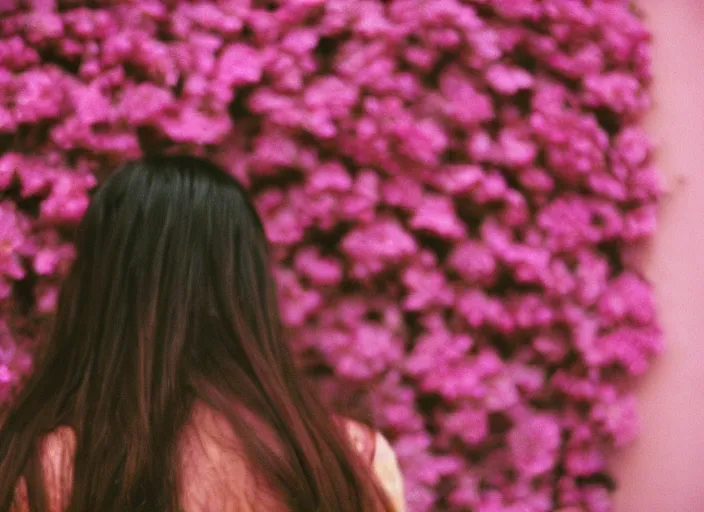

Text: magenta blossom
xmin=0 ymin=1 xmax=659 ymax=510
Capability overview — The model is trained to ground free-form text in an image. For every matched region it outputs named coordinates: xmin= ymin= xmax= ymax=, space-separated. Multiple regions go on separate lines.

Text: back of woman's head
xmin=0 ymin=155 xmax=393 ymax=512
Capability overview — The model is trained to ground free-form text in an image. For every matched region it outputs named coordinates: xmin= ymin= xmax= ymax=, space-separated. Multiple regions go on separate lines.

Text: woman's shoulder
xmin=21 ymin=420 xmax=405 ymax=512
xmin=41 ymin=426 xmax=77 ymax=464
xmin=341 ymin=418 xmax=377 ymax=463
xmin=12 ymin=426 xmax=76 ymax=512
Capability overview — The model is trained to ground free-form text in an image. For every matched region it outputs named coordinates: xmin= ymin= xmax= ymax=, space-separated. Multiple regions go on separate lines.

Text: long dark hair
xmin=0 ymin=155 xmax=394 ymax=511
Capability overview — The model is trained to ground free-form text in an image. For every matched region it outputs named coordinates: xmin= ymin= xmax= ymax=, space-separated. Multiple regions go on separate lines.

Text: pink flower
xmin=251 ymin=130 xmax=299 ymax=172
xmin=581 ymin=486 xmax=612 ymax=512
xmin=293 ymin=247 xmax=343 ymax=286
xmin=397 ymin=118 xmax=449 ymax=167
xmin=518 ymin=167 xmax=555 ymax=193
xmin=12 ymin=69 xmax=65 ymax=124
xmin=0 ymin=1 xmax=661 ymax=508
xmin=341 ymin=220 xmax=417 ymax=279
xmin=565 ymin=441 xmax=605 ymax=476
xmin=159 ymin=106 xmax=231 ymax=144
xmin=492 ymin=0 xmax=542 ymax=21
xmin=40 ymin=173 xmax=94 ymax=223
xmin=533 ymin=333 xmax=569 ymax=363
xmin=69 ymin=83 xmax=112 ymax=125
xmin=448 ymin=241 xmax=497 ymax=285
xmin=275 ymin=269 xmax=322 ymax=328
xmin=537 ymin=197 xmax=620 ymax=251
xmin=592 ymin=326 xmax=662 ymax=376
xmin=622 ymin=205 xmax=657 ymax=241
xmin=33 ymin=244 xmax=75 ymax=276
xmin=472 ymin=171 xmax=509 ymax=204
xmin=304 ymin=77 xmax=359 ymax=118
xmin=305 ymin=162 xmax=352 ymax=193
xmin=35 ymin=283 xmax=59 ymax=313
xmin=457 ymin=289 xmax=508 ymax=330
xmin=486 ymin=63 xmax=534 ymax=95
xmin=574 ymin=250 xmax=609 ymax=306
xmin=0 ymin=204 xmax=29 ymax=285
xmin=440 ymin=66 xmax=494 ymax=126
xmin=341 ymin=171 xmax=379 ymax=223
xmin=255 ymin=189 xmax=307 ymax=246
xmin=382 ymin=176 xmax=424 ymax=210
xmin=583 ymin=72 xmax=648 ymax=115
xmin=441 ymin=407 xmax=489 ymax=446
xmin=401 ymin=254 xmax=454 ymax=311
xmin=216 ymin=43 xmax=264 ymax=87
xmin=118 ymin=83 xmax=172 ymax=124
xmin=509 ymin=415 xmax=561 ymax=476
xmin=598 ymin=272 xmax=656 ymax=326
xmin=497 ymin=127 xmax=538 ymax=167
xmin=172 ymin=3 xmax=243 ymax=36
xmin=0 ymin=35 xmax=40 ymax=68
xmin=410 ymin=194 xmax=465 ymax=240
xmin=428 ymin=164 xmax=483 ymax=195
xmin=334 ymin=323 xmax=403 ymax=380
xmin=448 ymin=474 xmax=480 ymax=509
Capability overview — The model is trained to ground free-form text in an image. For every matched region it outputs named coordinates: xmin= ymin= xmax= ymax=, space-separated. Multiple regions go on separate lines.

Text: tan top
xmin=345 ymin=421 xmax=406 ymax=512
xmin=370 ymin=432 xmax=406 ymax=512
xmin=12 ymin=417 xmax=406 ymax=512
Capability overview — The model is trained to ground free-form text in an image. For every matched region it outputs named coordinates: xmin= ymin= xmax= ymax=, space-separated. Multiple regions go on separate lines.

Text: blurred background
xmin=0 ymin=1 xmax=702 ymax=511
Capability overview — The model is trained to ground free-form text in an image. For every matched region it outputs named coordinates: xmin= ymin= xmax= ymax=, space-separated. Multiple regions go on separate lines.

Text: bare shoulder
xmin=341 ymin=418 xmax=376 ymax=462
xmin=41 ymin=426 xmax=77 ymax=467
xmin=11 ymin=426 xmax=76 ymax=512
xmin=41 ymin=426 xmax=76 ymax=510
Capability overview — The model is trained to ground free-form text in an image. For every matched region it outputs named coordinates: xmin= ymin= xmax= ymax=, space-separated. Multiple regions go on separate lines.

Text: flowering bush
xmin=0 ymin=1 xmax=661 ymax=510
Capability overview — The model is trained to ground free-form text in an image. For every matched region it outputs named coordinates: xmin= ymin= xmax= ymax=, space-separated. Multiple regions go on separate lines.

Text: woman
xmin=0 ymin=156 xmax=405 ymax=512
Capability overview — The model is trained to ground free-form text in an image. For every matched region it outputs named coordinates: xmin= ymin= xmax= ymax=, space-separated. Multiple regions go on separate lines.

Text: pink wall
xmin=611 ymin=1 xmax=704 ymax=511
